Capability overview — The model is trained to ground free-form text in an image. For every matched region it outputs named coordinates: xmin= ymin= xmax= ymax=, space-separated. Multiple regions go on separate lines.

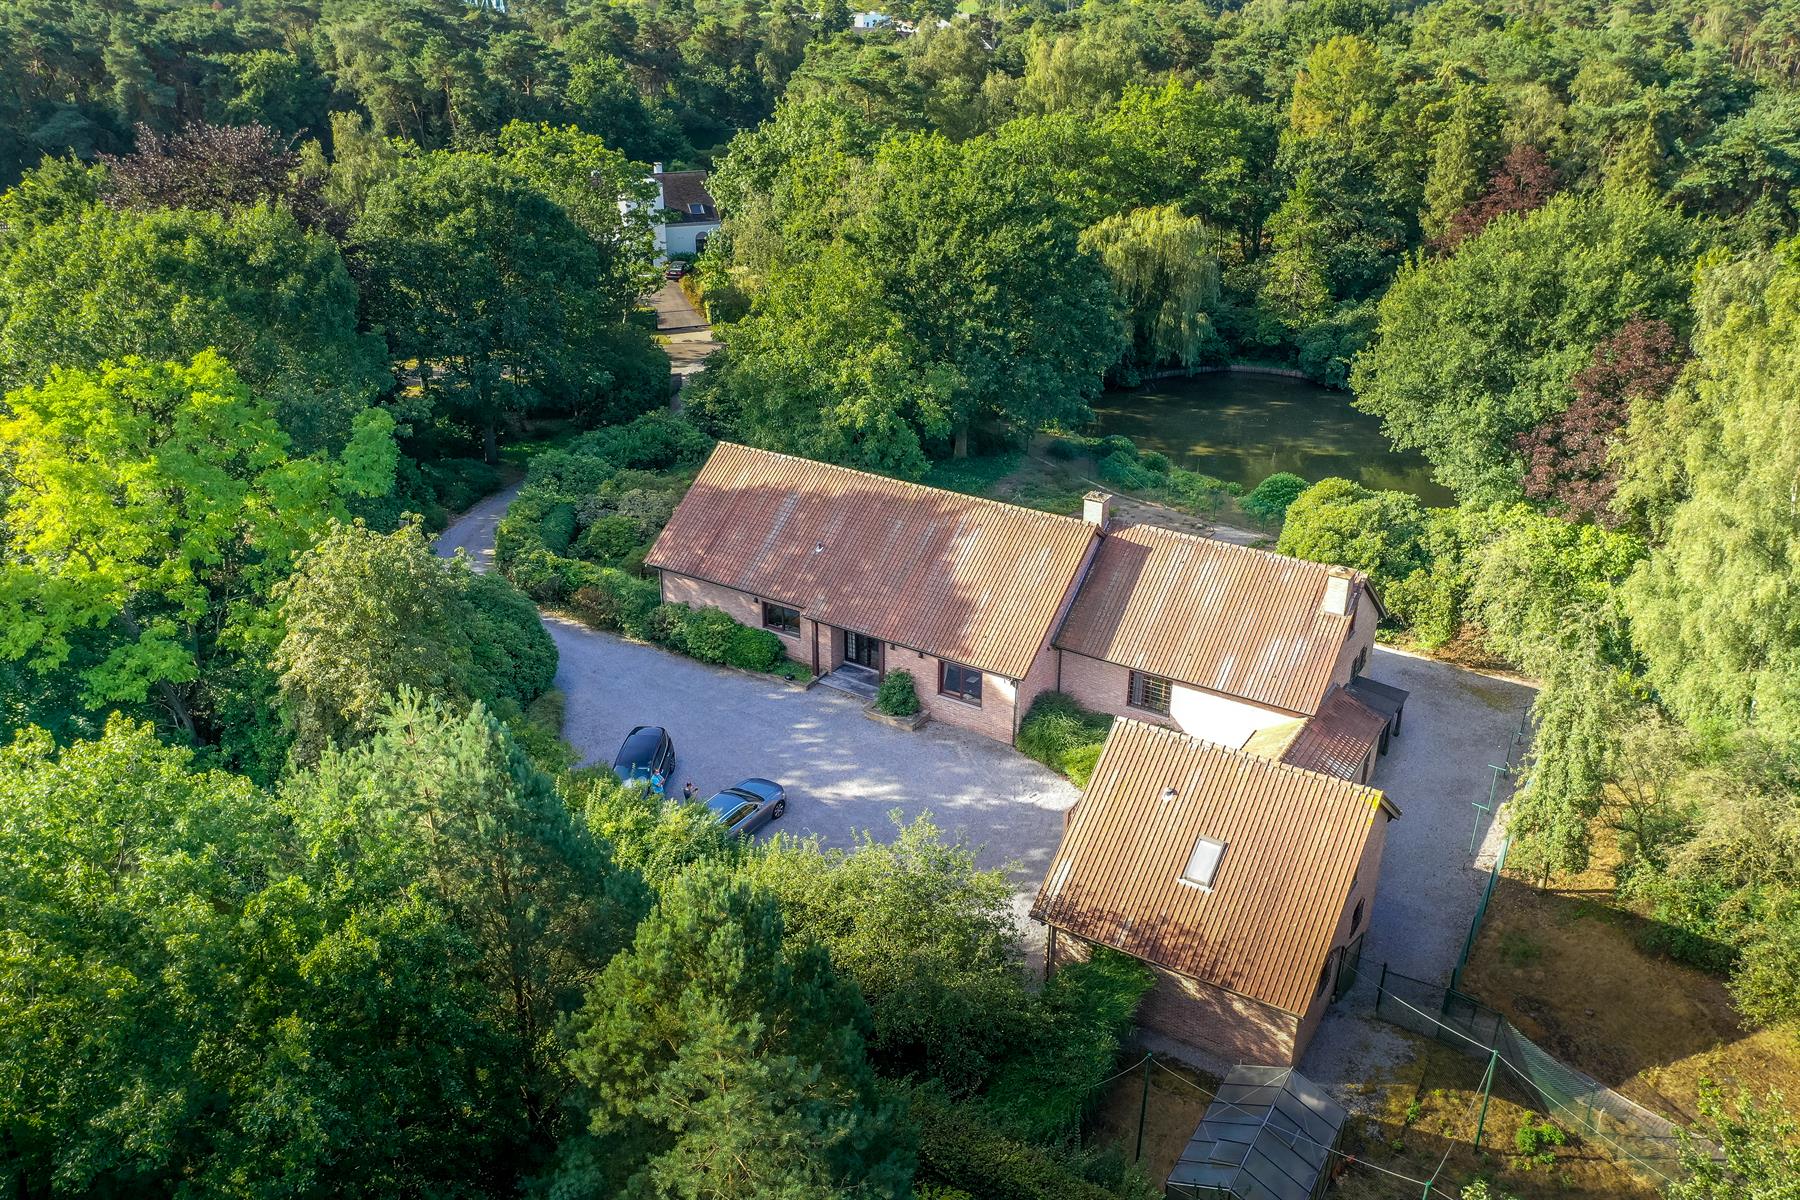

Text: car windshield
xmin=618 ymin=729 xmax=661 ymax=765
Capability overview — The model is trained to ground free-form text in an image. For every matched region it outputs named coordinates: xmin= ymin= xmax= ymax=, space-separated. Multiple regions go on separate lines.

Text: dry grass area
xmin=1459 ymin=862 xmax=1800 ymax=1126
xmin=1336 ymin=1039 xmax=1657 ymax=1199
xmin=1083 ymin=1047 xmax=1650 ymax=1199
xmin=1085 ymin=1055 xmax=1218 ymax=1183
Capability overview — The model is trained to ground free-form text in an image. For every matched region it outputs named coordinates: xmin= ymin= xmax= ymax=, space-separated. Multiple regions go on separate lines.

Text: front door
xmin=843 ymin=631 xmax=881 ymax=672
xmin=1333 ymin=933 xmax=1365 ymax=1002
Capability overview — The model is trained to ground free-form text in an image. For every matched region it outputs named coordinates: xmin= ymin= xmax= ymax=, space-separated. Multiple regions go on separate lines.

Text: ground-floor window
xmin=939 ymin=661 xmax=983 ymax=706
xmin=1128 ymin=670 xmax=1173 ymax=715
xmin=761 ymin=601 xmax=800 ymax=637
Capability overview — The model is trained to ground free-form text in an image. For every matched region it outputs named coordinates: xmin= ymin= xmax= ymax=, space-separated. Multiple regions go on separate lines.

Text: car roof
xmin=706 ymin=791 xmax=757 ymax=815
xmin=615 ymin=725 xmax=666 ymax=761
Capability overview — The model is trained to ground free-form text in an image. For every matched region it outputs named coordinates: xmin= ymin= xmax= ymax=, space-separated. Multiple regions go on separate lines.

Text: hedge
xmin=980 ymin=948 xmax=1156 ymax=1142
xmin=911 ymin=1089 xmax=1154 ymax=1200
xmin=1017 ymin=692 xmax=1114 ymax=786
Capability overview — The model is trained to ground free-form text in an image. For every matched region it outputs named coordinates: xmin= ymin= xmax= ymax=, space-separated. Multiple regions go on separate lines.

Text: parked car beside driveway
xmin=613 ymin=725 xmax=675 ymax=784
xmin=705 ymin=777 xmax=787 ymax=839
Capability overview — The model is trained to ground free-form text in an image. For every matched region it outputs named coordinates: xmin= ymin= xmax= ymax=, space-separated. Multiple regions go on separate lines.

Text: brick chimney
xmin=1322 ymin=567 xmax=1354 ymax=617
xmin=1083 ymin=491 xmax=1114 ymax=529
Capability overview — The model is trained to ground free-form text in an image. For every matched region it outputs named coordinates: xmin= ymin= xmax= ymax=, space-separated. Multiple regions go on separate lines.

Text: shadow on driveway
xmin=547 ymin=615 xmax=1080 ymax=929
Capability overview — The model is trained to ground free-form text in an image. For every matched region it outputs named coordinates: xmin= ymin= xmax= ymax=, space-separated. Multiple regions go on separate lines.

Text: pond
xmin=1091 ymin=371 xmax=1454 ymax=507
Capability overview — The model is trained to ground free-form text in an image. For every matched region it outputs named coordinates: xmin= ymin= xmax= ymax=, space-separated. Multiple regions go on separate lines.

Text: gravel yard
xmin=545 ymin=614 xmax=1081 ymax=933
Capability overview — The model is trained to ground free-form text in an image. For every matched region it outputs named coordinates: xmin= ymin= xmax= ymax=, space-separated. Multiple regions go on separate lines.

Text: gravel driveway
xmin=546 ymin=615 xmax=1080 ymax=925
xmin=1300 ymin=646 xmax=1536 ymax=1093
xmin=435 ymin=488 xmax=1538 ymax=1078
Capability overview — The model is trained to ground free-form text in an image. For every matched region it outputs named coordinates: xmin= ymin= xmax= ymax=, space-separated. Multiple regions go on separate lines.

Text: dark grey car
xmin=704 ymin=778 xmax=787 ymax=838
xmin=612 ymin=725 xmax=675 ymax=784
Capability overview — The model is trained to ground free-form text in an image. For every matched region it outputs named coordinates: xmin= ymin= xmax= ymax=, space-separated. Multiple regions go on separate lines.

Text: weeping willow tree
xmin=1079 ymin=204 xmax=1222 ymax=376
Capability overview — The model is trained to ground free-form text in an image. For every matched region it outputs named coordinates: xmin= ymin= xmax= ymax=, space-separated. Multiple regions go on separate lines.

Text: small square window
xmin=1128 ymin=671 xmax=1173 ymax=715
xmin=939 ymin=661 xmax=983 ymax=706
xmin=761 ymin=602 xmax=800 ymax=637
xmin=1179 ymin=837 xmax=1226 ymax=890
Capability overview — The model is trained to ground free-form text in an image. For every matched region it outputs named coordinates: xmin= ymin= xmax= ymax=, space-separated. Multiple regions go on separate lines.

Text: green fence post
xmin=1473 ymin=1049 xmax=1499 ymax=1148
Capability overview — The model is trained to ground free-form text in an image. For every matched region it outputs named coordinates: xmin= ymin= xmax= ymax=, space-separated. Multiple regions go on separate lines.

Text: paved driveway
xmin=548 ymin=615 xmax=1080 ymax=925
xmin=1300 ymin=646 xmax=1535 ymax=1092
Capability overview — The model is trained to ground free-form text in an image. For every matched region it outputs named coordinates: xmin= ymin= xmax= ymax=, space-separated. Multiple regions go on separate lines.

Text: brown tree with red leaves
xmin=99 ymin=121 xmax=338 ymax=237
xmin=1515 ymin=317 xmax=1686 ymax=523
xmin=1440 ymin=143 xmax=1558 ymax=249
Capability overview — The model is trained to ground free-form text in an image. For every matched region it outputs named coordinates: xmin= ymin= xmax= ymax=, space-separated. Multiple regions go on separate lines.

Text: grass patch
xmin=1018 ymin=692 xmax=1114 ymax=786
xmin=1459 ymin=843 xmax=1800 ymax=1126
xmin=922 ymin=452 xmax=1025 ymax=496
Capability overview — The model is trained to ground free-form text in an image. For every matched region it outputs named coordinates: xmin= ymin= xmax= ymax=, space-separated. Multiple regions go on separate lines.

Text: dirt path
xmin=650 ymin=281 xmax=718 ymax=407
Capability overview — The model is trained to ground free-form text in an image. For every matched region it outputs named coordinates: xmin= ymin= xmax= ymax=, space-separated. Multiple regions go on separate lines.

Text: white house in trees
xmin=622 ymin=164 xmax=721 ymax=261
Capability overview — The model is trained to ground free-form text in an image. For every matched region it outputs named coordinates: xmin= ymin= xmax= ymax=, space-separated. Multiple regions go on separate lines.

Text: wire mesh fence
xmin=1374 ymin=965 xmax=1691 ymax=1187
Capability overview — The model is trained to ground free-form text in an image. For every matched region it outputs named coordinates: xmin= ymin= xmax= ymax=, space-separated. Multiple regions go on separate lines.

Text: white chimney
xmin=1322 ymin=568 xmax=1354 ymax=617
xmin=1083 ymin=491 xmax=1114 ymax=529
xmin=652 ymin=161 xmax=665 ymax=174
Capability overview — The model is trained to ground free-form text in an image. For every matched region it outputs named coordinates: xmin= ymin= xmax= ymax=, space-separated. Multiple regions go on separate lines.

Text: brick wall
xmin=884 ymin=644 xmax=1018 ymax=742
xmin=1050 ymin=932 xmax=1302 ymax=1064
xmin=1291 ymin=803 xmax=1391 ymax=1058
xmin=660 ymin=572 xmax=811 ymax=671
xmin=1331 ymin=586 xmax=1380 ymax=688
xmin=1056 ymin=650 xmax=1299 ymax=747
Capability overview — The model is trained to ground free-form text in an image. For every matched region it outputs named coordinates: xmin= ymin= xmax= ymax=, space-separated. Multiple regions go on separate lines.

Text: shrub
xmin=1138 ymin=449 xmax=1171 ymax=475
xmin=507 ymin=689 xmax=575 ymax=774
xmin=673 ymin=605 xmax=740 ymax=664
xmin=726 ymin=625 xmax=786 ymax=672
xmin=567 ymin=569 xmax=661 ymax=636
xmin=875 ymin=670 xmax=921 ymax=717
xmin=1018 ymin=693 xmax=1114 ymax=782
xmin=510 ymin=548 xmax=573 ymax=602
xmin=912 ymin=1088 xmax=1150 ymax=1200
xmin=419 ymin=457 xmax=503 ymax=514
xmin=1243 ymin=471 xmax=1309 ymax=521
xmin=568 ymin=410 xmax=712 ymax=472
xmin=981 ymin=948 xmax=1155 ymax=1141
xmin=460 ymin=570 xmax=557 ymax=707
xmin=1098 ymin=435 xmax=1137 ymax=459
xmin=537 ymin=502 xmax=578 ymax=555
xmin=1044 ymin=435 xmax=1094 ymax=460
xmin=1165 ymin=468 xmax=1237 ymax=512
xmin=579 ymin=515 xmax=641 ymax=564
xmin=525 ymin=447 xmax=617 ymax=495
xmin=1097 ymin=450 xmax=1161 ymax=493
xmin=1062 ymin=741 xmax=1104 ymax=788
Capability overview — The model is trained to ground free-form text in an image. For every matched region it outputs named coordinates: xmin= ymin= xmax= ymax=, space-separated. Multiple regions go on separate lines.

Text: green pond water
xmin=1093 ymin=371 xmax=1454 ymax=507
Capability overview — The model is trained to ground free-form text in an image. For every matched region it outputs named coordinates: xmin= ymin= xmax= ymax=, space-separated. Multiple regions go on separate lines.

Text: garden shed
xmin=1165 ymin=1065 xmax=1346 ymax=1200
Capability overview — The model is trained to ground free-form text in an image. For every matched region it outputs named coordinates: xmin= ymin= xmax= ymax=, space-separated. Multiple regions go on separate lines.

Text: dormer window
xmin=1179 ymin=837 xmax=1226 ymax=890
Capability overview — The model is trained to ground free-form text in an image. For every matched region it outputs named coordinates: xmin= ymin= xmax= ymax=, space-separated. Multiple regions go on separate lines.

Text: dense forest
xmin=6 ymin=0 xmax=1800 ymax=1194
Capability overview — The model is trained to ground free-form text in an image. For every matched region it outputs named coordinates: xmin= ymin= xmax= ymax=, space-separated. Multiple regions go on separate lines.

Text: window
xmin=1351 ymin=898 xmax=1365 ymax=934
xmin=1316 ymin=951 xmax=1336 ymax=998
xmin=761 ymin=601 xmax=800 ymax=637
xmin=1353 ymin=646 xmax=1370 ymax=676
xmin=1179 ymin=837 xmax=1226 ymax=889
xmin=939 ymin=661 xmax=983 ymax=705
xmin=1128 ymin=670 xmax=1173 ymax=715
xmin=722 ymin=802 xmax=757 ymax=829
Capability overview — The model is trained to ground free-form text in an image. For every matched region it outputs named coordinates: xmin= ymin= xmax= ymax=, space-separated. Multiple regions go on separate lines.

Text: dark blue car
xmin=704 ymin=778 xmax=787 ymax=838
xmin=612 ymin=725 xmax=675 ymax=785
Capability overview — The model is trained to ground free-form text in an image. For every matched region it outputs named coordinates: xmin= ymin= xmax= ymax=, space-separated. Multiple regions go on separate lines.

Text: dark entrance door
xmin=1333 ymin=933 xmax=1365 ymax=1002
xmin=843 ymin=631 xmax=881 ymax=671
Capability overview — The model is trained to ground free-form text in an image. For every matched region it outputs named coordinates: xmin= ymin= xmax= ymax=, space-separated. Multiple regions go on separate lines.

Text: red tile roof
xmin=1281 ymin=687 xmax=1389 ymax=781
xmin=646 ymin=443 xmax=1098 ymax=679
xmin=1032 ymin=719 xmax=1396 ymax=1016
xmin=654 ymin=170 xmax=717 ymax=223
xmin=1054 ymin=523 xmax=1365 ymax=714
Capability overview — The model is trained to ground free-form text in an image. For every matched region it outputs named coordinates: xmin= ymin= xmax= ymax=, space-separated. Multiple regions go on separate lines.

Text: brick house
xmin=647 ymin=443 xmax=1398 ymax=758
xmin=645 ymin=442 xmax=1103 ymax=741
xmin=1032 ymin=718 xmax=1400 ymax=1065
